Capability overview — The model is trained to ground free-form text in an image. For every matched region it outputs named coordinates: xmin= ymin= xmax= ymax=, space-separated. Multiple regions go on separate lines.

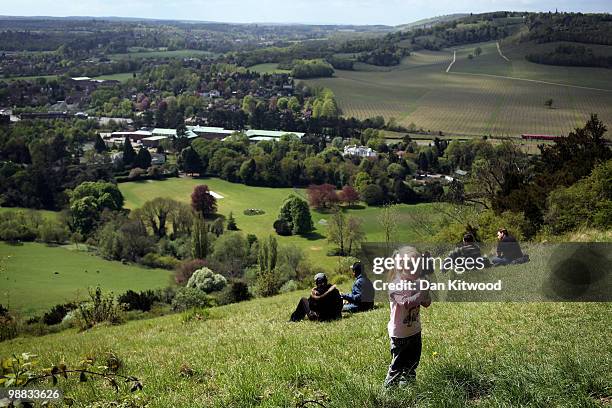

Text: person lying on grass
xmin=290 ymin=273 xmax=343 ymax=322
xmin=341 ymin=261 xmax=375 ymax=313
xmin=385 ymin=246 xmax=431 ymax=388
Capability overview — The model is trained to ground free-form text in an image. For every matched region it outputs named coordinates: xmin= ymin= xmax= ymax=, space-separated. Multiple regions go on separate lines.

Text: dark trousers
xmin=384 ymin=331 xmax=422 ymax=387
xmin=290 ymin=297 xmax=311 ymax=322
xmin=490 ymin=256 xmax=511 ymax=266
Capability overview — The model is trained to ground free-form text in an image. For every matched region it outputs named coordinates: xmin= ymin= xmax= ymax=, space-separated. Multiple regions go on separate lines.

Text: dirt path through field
xmin=446 ymin=51 xmax=456 ymax=73
xmin=448 ymin=71 xmax=612 ymax=93
xmin=497 ymin=42 xmax=510 ymax=62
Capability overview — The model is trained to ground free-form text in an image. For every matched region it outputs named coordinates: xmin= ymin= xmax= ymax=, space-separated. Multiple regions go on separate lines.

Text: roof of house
xmin=152 ymin=128 xmax=198 ymax=138
xmin=142 ymin=135 xmax=168 ymax=141
xmin=152 ymin=128 xmax=177 ymax=136
xmin=188 ymin=126 xmax=236 ymax=135
xmin=246 ymin=129 xmax=305 ymax=138
xmin=111 ymin=130 xmax=152 ymax=137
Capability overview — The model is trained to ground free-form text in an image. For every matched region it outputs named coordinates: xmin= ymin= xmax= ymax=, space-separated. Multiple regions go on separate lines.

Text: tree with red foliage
xmin=338 ymin=185 xmax=360 ymax=207
xmin=191 ymin=185 xmax=217 ymax=216
xmin=307 ymin=184 xmax=339 ymax=210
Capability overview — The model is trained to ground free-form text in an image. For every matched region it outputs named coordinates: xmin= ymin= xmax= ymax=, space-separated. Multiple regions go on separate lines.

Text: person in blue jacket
xmin=342 ymin=262 xmax=375 ymax=313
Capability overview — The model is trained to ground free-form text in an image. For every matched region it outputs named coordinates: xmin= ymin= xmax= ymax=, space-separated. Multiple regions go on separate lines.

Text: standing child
xmin=384 ymin=246 xmax=431 ymax=387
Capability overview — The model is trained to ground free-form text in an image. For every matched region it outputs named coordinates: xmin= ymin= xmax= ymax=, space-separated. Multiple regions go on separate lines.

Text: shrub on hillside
xmin=255 ymin=269 xmax=281 ymax=298
xmin=117 ymin=290 xmax=160 ymax=312
xmin=279 ymin=279 xmax=299 ymax=293
xmin=0 ymin=310 xmax=19 ymax=342
xmin=186 ymin=267 xmax=227 ymax=293
xmin=544 ymin=159 xmax=612 ymax=234
xmin=171 ymin=287 xmax=215 ymax=311
xmin=215 ymin=281 xmax=252 ymax=305
xmin=77 ymin=287 xmax=124 ymax=330
xmin=175 ymin=259 xmax=208 ymax=285
xmin=477 ymin=210 xmax=530 ymax=243
xmin=0 ymin=211 xmax=39 ymax=242
xmin=38 ymin=219 xmax=69 ymax=244
xmin=140 ymin=252 xmax=180 ymax=270
xmin=42 ymin=302 xmax=77 ymax=326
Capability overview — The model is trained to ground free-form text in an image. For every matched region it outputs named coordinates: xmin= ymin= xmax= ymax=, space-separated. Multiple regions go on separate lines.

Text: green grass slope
xmin=1 ymin=290 xmax=610 ymax=407
xmin=0 ymin=242 xmax=172 ymax=316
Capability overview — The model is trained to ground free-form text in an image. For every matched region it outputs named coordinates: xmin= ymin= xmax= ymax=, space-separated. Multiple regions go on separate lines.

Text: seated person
xmin=342 ymin=262 xmax=375 ymax=313
xmin=490 ymin=228 xmax=523 ymax=266
xmin=290 ymin=273 xmax=343 ymax=322
xmin=449 ymin=233 xmax=482 ymax=260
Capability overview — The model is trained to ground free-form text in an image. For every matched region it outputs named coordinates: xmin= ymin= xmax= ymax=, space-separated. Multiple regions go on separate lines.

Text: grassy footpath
xmin=0 ymin=242 xmax=172 ymax=316
xmin=1 ymin=291 xmax=610 ymax=407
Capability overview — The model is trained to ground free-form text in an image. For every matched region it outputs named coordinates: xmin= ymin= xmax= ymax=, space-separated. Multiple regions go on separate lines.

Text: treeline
xmin=0 ymin=120 xmax=113 ymax=210
xmin=291 ymin=60 xmax=334 ymax=79
xmin=523 ymin=13 xmax=612 ymax=46
xmin=0 ymin=52 xmax=141 ymax=79
xmin=526 ymin=44 xmax=612 ymax=68
xmin=358 ymin=45 xmax=409 ymax=66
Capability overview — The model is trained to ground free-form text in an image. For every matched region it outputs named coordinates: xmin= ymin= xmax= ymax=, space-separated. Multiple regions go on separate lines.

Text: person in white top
xmin=384 ymin=246 xmax=431 ymax=388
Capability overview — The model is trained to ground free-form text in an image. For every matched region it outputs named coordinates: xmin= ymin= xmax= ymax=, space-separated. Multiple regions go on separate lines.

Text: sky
xmin=2 ymin=0 xmax=611 ymax=25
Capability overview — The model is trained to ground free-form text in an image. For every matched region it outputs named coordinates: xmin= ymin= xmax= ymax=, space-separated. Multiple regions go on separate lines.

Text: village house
xmin=343 ymin=145 xmax=377 ymax=158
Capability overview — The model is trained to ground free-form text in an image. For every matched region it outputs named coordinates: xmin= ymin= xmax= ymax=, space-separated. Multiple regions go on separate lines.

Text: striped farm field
xmin=305 ymin=41 xmax=612 ymax=137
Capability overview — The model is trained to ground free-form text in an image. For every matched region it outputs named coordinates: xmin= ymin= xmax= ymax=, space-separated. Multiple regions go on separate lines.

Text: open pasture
xmin=307 ymin=41 xmax=612 ymax=137
xmin=247 ymin=63 xmax=291 ymax=74
xmin=0 ymin=242 xmax=172 ymax=316
xmin=119 ymin=177 xmax=446 ymax=269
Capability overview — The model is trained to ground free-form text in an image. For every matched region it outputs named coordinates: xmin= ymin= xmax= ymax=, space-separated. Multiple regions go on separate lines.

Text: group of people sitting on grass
xmin=289 ymin=261 xmax=374 ymax=322
xmin=449 ymin=228 xmax=529 ymax=267
xmin=289 ymin=227 xmax=529 ymax=388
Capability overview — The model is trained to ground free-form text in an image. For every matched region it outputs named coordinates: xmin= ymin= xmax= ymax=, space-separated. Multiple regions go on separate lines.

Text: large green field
xmin=92 ymin=72 xmax=135 ymax=82
xmin=0 ymin=74 xmax=60 ymax=83
xmin=0 ymin=242 xmax=172 ymax=316
xmin=305 ymin=41 xmax=612 ymax=138
xmin=248 ymin=63 xmax=292 ymax=74
xmin=119 ymin=177 xmax=446 ymax=269
xmin=108 ymin=49 xmax=217 ymax=60
xmin=1 ymin=289 xmax=609 ymax=406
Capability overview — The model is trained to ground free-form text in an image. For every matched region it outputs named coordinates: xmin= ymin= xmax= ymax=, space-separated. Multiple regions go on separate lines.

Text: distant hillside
xmin=396 ymin=13 xmax=470 ymax=30
xmin=504 ymin=12 xmax=612 ymax=68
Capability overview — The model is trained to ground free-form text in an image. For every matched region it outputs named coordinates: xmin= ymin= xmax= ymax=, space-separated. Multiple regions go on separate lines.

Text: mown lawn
xmin=248 ymin=63 xmax=292 ymax=74
xmin=119 ymin=177 xmax=446 ymax=269
xmin=0 ymin=242 xmax=173 ymax=316
xmin=1 ymin=291 xmax=610 ymax=407
xmin=92 ymin=72 xmax=135 ymax=82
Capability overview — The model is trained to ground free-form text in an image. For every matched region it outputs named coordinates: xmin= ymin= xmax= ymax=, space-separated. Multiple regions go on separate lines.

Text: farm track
xmin=448 ymin=71 xmax=612 ymax=92
xmin=497 ymin=42 xmax=510 ymax=62
xmin=446 ymin=51 xmax=456 ymax=73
